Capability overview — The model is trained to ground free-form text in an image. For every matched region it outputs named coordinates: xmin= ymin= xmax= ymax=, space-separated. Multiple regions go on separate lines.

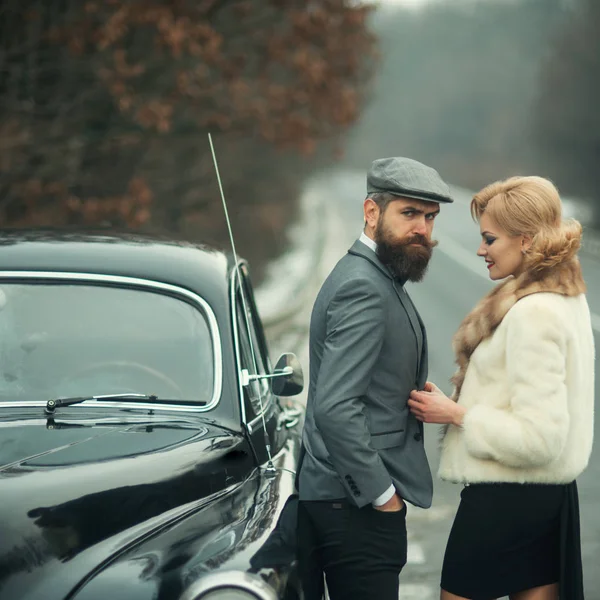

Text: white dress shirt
xmin=359 ymin=231 xmax=377 ymax=253
xmin=358 ymin=232 xmax=396 ymax=507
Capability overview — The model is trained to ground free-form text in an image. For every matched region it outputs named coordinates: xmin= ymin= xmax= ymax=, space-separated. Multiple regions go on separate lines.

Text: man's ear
xmin=364 ymin=198 xmax=380 ymax=230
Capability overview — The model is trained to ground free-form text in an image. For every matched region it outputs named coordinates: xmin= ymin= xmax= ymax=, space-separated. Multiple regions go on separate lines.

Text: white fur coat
xmin=439 ymin=254 xmax=595 ymax=485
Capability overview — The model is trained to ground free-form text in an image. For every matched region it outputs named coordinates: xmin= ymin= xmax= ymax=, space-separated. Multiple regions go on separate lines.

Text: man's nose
xmin=412 ymin=218 xmax=428 ymax=235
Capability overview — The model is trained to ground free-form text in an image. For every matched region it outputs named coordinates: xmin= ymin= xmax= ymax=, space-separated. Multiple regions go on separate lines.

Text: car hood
xmin=0 ymin=413 xmax=251 ymax=600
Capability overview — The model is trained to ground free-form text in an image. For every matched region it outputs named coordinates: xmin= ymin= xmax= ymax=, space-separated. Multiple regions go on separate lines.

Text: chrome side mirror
xmin=242 ymin=353 xmax=304 ymax=396
xmin=270 ymin=353 xmax=304 ymax=397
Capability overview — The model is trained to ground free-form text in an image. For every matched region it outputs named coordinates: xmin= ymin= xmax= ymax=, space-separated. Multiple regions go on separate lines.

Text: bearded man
xmin=296 ymin=157 xmax=453 ymax=600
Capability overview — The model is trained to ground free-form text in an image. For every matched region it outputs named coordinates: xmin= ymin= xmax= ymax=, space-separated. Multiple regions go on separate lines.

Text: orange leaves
xmin=98 ymin=50 xmax=145 ymax=117
xmin=135 ymin=100 xmax=174 ymax=132
xmin=233 ymin=1 xmax=253 ymax=18
xmin=0 ymin=119 xmax=30 ymax=171
xmin=2 ymin=177 xmax=153 ymax=229
xmin=98 ymin=5 xmax=130 ymax=50
xmin=291 ymin=50 xmax=328 ymax=86
xmin=112 ymin=49 xmax=145 ymax=78
xmin=228 ymin=79 xmax=251 ymax=103
xmin=332 ymin=86 xmax=359 ymax=125
xmin=266 ymin=35 xmax=287 ymax=61
xmin=265 ymin=84 xmax=289 ymax=111
xmin=345 ymin=6 xmax=369 ymax=27
xmin=128 ymin=177 xmax=153 ymax=206
xmin=68 ymin=188 xmax=152 ymax=228
xmin=13 ymin=178 xmax=152 ymax=228
xmin=158 ymin=16 xmax=190 ymax=58
xmin=298 ymin=138 xmax=317 ymax=157
xmin=42 ymin=0 xmax=377 ymax=147
xmin=304 ymin=58 xmax=329 ymax=86
xmin=1 ymin=0 xmax=377 ymax=235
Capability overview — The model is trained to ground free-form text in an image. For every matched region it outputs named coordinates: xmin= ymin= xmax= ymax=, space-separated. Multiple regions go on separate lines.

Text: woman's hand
xmin=408 ymin=381 xmax=466 ymax=426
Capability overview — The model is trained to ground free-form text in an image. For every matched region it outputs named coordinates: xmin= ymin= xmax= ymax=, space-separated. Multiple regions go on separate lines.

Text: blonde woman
xmin=408 ymin=176 xmax=594 ymax=600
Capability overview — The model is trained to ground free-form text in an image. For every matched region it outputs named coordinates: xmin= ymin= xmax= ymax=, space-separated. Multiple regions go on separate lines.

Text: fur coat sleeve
xmin=461 ymin=295 xmax=570 ymax=468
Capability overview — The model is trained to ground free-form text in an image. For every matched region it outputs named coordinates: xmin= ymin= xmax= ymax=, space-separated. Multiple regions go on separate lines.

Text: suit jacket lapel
xmin=392 ymin=281 xmax=423 ymax=376
xmin=415 ymin=308 xmax=428 ymax=389
xmin=347 ymin=240 xmax=392 ymax=280
xmin=348 ymin=240 xmax=423 ymax=377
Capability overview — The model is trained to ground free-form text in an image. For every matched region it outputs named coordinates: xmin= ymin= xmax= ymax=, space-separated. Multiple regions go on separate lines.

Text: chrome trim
xmin=0 ymin=271 xmax=222 ymax=413
xmin=246 ymin=398 xmax=276 ymax=435
xmin=230 ymin=265 xmax=248 ymax=425
xmin=230 ymin=263 xmax=274 ymax=428
xmin=248 ymin=367 xmax=292 ymax=381
xmin=179 ymin=570 xmax=277 ymax=600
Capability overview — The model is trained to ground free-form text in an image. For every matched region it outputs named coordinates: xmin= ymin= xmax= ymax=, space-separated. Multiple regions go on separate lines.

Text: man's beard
xmin=374 ymin=220 xmax=437 ymax=283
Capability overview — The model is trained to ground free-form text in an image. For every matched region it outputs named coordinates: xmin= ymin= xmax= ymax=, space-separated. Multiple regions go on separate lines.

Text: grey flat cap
xmin=367 ymin=157 xmax=453 ymax=204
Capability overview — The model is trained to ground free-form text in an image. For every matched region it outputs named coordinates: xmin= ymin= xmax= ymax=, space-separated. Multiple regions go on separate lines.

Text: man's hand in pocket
xmin=374 ymin=493 xmax=405 ymax=512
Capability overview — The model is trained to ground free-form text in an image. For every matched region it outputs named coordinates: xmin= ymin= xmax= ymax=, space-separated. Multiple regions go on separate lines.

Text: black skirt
xmin=440 ymin=481 xmax=584 ymax=600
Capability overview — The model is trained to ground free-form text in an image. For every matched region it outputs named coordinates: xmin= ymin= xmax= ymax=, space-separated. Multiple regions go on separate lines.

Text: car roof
xmin=0 ymin=230 xmax=241 ymax=299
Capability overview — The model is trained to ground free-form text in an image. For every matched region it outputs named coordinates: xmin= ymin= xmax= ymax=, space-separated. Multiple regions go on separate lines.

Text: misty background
xmin=0 ymin=0 xmax=598 ymax=277
xmin=344 ymin=0 xmax=599 ymax=214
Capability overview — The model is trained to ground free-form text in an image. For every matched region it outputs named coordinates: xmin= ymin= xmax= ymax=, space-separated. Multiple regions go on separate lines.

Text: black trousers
xmin=297 ymin=499 xmax=407 ymax=600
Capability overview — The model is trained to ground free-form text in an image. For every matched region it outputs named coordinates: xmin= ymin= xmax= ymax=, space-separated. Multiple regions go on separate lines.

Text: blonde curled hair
xmin=471 ymin=176 xmax=582 ymax=272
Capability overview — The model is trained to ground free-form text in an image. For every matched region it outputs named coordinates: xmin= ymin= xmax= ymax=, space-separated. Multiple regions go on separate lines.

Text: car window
xmin=241 ymin=271 xmax=271 ymax=372
xmin=235 ymin=274 xmax=270 ymax=421
xmin=0 ymin=283 xmax=214 ymax=404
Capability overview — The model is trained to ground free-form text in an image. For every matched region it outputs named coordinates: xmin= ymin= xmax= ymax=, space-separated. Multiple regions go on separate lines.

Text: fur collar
xmin=450 ymin=255 xmax=586 ymax=403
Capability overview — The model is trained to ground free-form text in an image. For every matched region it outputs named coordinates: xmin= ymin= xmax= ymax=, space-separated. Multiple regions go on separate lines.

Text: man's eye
xmin=403 ymin=211 xmax=416 ymax=217
xmin=426 ymin=213 xmax=437 ymax=221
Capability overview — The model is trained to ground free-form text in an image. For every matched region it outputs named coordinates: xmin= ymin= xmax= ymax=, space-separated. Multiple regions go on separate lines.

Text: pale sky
xmin=378 ymin=0 xmax=437 ymax=6
xmin=377 ymin=0 xmax=493 ymax=7
xmin=380 ymin=0 xmax=430 ymax=4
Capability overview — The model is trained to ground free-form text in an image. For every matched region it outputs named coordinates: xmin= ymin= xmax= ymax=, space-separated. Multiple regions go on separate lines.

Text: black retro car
xmin=0 ymin=231 xmax=305 ymax=600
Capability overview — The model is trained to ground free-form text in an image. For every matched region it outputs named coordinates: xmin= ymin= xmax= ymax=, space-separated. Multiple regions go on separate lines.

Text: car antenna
xmin=208 ymin=133 xmax=277 ymax=477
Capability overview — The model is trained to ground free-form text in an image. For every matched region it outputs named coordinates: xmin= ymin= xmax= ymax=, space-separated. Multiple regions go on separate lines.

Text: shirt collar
xmin=359 ymin=231 xmax=377 ymax=253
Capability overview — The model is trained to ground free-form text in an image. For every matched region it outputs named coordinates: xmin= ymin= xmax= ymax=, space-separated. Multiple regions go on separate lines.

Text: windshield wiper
xmin=45 ymin=393 xmax=158 ymax=414
xmin=45 ymin=393 xmax=208 ymax=414
xmin=45 ymin=393 xmax=158 ymax=415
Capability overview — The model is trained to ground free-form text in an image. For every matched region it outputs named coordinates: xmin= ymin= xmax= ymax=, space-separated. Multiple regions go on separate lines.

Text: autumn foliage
xmin=0 ymin=0 xmax=376 ymax=270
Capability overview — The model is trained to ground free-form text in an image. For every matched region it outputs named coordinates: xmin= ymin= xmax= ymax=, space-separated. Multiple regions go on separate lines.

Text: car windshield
xmin=0 ymin=282 xmax=214 ymax=405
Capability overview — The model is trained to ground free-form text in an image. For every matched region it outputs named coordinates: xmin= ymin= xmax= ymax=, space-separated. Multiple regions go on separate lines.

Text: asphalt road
xmin=274 ymin=169 xmax=600 ymax=598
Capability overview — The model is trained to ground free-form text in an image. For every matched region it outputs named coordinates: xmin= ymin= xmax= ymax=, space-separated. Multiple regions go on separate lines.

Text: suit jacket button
xmin=354 ymin=490 xmax=361 ymax=496
xmin=414 ymin=432 xmax=422 ymax=442
xmin=345 ymin=475 xmax=352 ymax=481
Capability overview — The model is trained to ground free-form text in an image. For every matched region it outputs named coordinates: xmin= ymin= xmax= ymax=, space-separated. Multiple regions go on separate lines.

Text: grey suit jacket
xmin=297 ymin=240 xmax=433 ymax=509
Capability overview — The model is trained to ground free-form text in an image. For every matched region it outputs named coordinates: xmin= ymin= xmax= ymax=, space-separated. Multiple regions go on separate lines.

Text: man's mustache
xmin=401 ymin=234 xmax=438 ymax=250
